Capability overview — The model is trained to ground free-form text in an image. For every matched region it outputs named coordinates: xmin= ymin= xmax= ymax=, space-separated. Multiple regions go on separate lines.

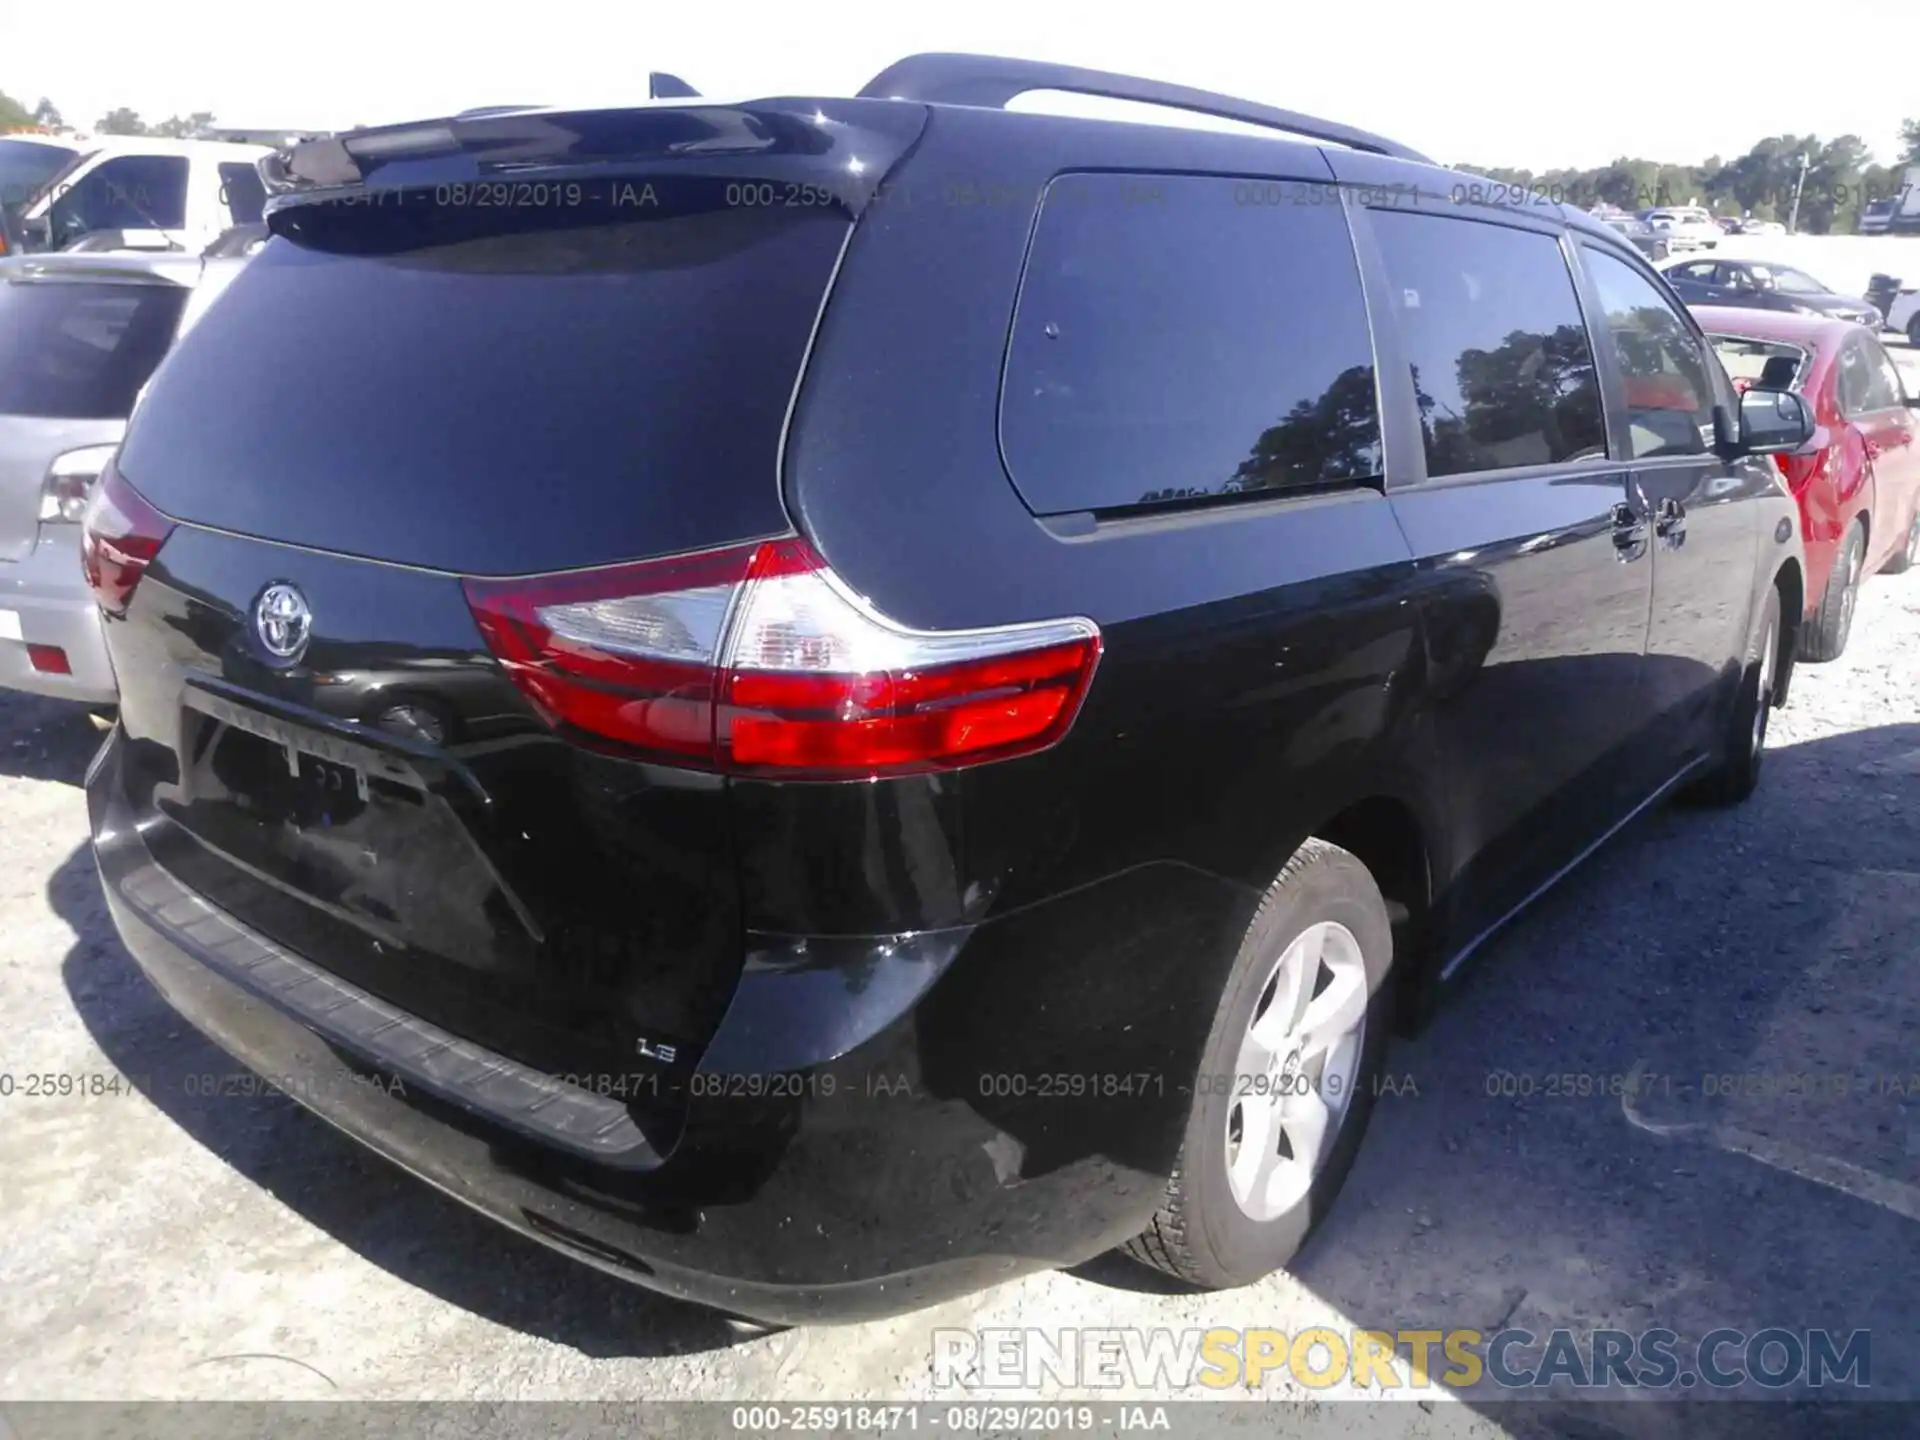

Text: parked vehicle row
xmin=59 ymin=55 xmax=1819 ymax=1325
xmin=1660 ymin=257 xmax=1884 ymax=328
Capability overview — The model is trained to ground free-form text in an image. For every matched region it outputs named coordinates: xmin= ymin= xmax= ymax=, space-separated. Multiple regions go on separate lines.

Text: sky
xmin=2 ymin=0 xmax=1911 ymax=172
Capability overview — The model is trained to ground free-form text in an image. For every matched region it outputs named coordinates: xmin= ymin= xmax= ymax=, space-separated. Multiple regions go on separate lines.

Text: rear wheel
xmin=1125 ymin=839 xmax=1393 ymax=1289
xmin=1907 ymin=314 xmax=1920 ymax=349
xmin=1687 ymin=586 xmax=1779 ymax=807
xmin=1801 ymin=524 xmax=1864 ymax=662
xmin=1881 ymin=510 xmax=1920 ymax=576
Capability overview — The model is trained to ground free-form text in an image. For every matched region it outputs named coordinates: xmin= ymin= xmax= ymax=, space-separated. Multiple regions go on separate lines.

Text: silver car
xmin=0 ymin=248 xmax=249 ymax=703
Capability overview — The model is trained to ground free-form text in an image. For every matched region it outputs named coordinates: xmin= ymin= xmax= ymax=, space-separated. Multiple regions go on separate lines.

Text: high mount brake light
xmin=80 ymin=464 xmax=175 ymax=618
xmin=463 ymin=537 xmax=1102 ymax=778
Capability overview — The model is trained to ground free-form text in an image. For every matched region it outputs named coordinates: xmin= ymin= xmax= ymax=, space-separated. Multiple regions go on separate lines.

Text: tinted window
xmin=1000 ymin=173 xmax=1381 ymax=515
xmin=218 ymin=162 xmax=266 ymax=225
xmin=1670 ymin=261 xmax=1716 ymax=285
xmin=1582 ymin=247 xmax=1716 ymax=459
xmin=47 ymin=155 xmax=189 ymax=242
xmin=1369 ymin=211 xmax=1604 ymax=478
xmin=116 ymin=193 xmax=849 ymax=576
xmin=0 ymin=279 xmax=187 ymax=418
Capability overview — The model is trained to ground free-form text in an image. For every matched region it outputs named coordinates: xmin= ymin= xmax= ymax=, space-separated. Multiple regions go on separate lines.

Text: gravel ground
xmin=2 ymin=462 xmax=1917 ymax=1432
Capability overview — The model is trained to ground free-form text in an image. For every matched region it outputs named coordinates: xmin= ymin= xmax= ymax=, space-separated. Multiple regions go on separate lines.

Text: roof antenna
xmin=649 ymin=71 xmax=701 ymax=99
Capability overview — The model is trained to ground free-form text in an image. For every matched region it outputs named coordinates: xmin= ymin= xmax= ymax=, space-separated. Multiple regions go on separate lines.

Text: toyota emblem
xmin=254 ymin=583 xmax=312 ymax=661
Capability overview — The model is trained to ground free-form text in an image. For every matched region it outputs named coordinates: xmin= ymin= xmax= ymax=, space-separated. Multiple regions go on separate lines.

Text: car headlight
xmin=37 ymin=444 xmax=120 ymax=524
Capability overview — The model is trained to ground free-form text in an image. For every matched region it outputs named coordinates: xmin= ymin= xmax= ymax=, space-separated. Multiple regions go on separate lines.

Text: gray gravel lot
xmin=2 ymin=466 xmax=1918 ymax=1430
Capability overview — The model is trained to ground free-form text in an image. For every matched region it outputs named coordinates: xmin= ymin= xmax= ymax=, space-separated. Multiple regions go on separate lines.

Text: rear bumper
xmin=89 ymin=730 xmax=1207 ymax=1323
xmin=0 ymin=529 xmax=115 ymax=705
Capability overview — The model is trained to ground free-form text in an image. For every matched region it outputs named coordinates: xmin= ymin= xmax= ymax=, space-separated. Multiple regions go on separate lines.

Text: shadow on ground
xmin=46 ymin=707 xmax=1920 ymax=1405
xmin=1280 ymin=720 xmax=1920 ymax=1429
xmin=0 ymin=695 xmax=107 ymax=787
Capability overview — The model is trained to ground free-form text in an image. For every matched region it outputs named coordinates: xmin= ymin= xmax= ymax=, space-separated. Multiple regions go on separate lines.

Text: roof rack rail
xmin=856 ymin=53 xmax=1429 ymax=164
xmin=649 ymin=71 xmax=701 ymax=100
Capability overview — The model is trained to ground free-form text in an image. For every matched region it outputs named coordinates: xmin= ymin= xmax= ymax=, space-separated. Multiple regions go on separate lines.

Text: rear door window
xmin=0 ymin=279 xmax=188 ymax=418
xmin=1368 ymin=210 xmax=1606 ymax=478
xmin=1580 ymin=247 xmax=1718 ymax=459
xmin=1839 ymin=334 xmax=1901 ymax=414
xmin=999 ymin=172 xmax=1382 ymax=515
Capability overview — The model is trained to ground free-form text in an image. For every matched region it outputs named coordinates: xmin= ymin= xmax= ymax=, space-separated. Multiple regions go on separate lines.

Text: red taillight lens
xmin=26 ymin=644 xmax=70 ymax=675
xmin=80 ymin=464 xmax=175 ymax=617
xmin=463 ymin=537 xmax=1102 ymax=779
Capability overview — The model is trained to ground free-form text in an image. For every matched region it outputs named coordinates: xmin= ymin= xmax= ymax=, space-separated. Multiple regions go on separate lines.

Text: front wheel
xmin=1125 ymin=839 xmax=1393 ymax=1289
xmin=1800 ymin=524 xmax=1863 ymax=663
xmin=1687 ymin=586 xmax=1780 ymax=807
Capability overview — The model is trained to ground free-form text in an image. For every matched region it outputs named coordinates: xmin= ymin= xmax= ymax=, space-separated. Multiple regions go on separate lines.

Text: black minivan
xmin=85 ymin=55 xmax=1813 ymax=1324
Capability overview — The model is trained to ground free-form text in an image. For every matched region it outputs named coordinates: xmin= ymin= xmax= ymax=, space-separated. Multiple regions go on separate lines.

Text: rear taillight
xmin=80 ymin=463 xmax=175 ymax=617
xmin=463 ymin=536 xmax=1101 ymax=779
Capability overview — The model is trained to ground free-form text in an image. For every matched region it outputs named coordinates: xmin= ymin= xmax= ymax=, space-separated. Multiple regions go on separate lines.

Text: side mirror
xmin=18 ymin=214 xmax=51 ymax=252
xmin=1737 ymin=388 xmax=1815 ymax=455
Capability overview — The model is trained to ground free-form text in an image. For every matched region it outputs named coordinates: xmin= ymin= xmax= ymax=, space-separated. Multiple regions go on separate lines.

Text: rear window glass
xmin=0 ymin=279 xmax=187 ymax=418
xmin=1000 ymin=172 xmax=1381 ymax=515
xmin=1370 ymin=211 xmax=1605 ymax=478
xmin=1709 ymin=336 xmax=1808 ymax=391
xmin=116 ymin=187 xmax=849 ymax=576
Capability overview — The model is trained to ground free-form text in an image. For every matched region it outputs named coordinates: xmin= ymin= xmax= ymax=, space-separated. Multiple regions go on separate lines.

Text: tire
xmin=1800 ymin=523 xmax=1864 ymax=663
xmin=1687 ymin=586 xmax=1780 ymax=807
xmin=1881 ymin=509 xmax=1919 ymax=576
xmin=1907 ymin=314 xmax=1920 ymax=350
xmin=1125 ymin=838 xmax=1393 ymax=1289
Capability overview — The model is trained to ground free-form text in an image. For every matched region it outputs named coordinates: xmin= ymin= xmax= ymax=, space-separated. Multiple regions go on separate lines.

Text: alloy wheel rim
xmin=1224 ymin=920 xmax=1369 ymax=1222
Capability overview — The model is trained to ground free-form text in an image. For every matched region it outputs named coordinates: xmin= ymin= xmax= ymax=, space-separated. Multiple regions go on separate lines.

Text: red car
xmin=1702 ymin=308 xmax=1920 ymax=660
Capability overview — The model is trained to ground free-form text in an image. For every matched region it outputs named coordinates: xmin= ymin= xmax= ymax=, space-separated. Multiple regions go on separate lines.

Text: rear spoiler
xmin=257 ymin=99 xmax=929 ymax=220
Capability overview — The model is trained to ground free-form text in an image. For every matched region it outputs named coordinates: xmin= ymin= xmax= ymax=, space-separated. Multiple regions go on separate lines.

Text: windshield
xmin=0 ymin=138 xmax=82 ymax=221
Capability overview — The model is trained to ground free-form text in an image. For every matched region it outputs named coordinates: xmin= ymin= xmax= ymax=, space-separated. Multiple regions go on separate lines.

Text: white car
xmin=1887 ymin=287 xmax=1920 ymax=348
xmin=5 ymin=135 xmax=272 ymax=256
xmin=1643 ymin=206 xmax=1722 ymax=249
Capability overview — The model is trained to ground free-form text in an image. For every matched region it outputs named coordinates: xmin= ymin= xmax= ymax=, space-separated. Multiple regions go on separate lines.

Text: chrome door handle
xmin=1611 ymin=502 xmax=1649 ymax=562
xmin=1653 ymin=497 xmax=1687 ymax=544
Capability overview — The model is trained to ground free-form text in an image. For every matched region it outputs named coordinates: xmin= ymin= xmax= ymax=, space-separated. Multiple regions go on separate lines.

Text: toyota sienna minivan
xmin=84 ymin=55 xmax=1813 ymax=1324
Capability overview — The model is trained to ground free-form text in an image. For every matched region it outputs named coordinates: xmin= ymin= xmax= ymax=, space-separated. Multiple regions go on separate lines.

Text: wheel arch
xmin=1305 ymin=789 xmax=1441 ymax=1036
xmin=1772 ymin=557 xmax=1803 ymax=706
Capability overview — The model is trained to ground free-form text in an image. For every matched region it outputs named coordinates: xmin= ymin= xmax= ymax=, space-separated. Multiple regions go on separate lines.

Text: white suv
xmin=10 ymin=136 xmax=272 ymax=255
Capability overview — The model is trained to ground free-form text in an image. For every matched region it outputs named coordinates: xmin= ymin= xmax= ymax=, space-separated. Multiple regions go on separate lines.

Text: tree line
xmin=1455 ymin=124 xmax=1920 ymax=234
xmin=0 ymin=91 xmax=219 ymax=139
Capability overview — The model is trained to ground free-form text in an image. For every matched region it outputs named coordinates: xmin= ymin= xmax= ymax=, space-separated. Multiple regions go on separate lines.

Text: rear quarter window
xmin=0 ymin=279 xmax=187 ymax=418
xmin=999 ymin=172 xmax=1382 ymax=516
